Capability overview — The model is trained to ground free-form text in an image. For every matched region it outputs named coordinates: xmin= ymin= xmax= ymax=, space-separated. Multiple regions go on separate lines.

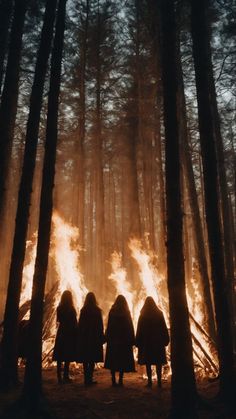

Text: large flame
xmin=51 ymin=212 xmax=87 ymax=309
xmin=110 ymin=238 xmax=218 ymax=376
xmin=20 ymin=235 xmax=37 ymax=308
xmin=109 ymin=251 xmax=134 ymax=313
xmin=20 ymin=212 xmax=88 ymax=363
xmin=21 ymin=212 xmax=87 ymax=312
xmin=129 ymin=238 xmax=169 ymax=328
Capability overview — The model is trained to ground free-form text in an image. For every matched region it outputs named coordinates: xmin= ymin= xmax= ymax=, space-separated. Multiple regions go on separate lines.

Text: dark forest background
xmin=0 ymin=0 xmax=235 ymax=312
xmin=0 ymin=0 xmax=235 ymax=416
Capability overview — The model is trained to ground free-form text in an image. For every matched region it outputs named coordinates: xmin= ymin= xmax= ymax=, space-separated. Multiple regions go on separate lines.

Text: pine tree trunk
xmin=73 ymin=0 xmax=89 ymax=259
xmin=154 ymin=50 xmax=166 ymax=272
xmin=190 ymin=0 xmax=235 ymax=400
xmin=161 ymin=0 xmax=197 ymax=415
xmin=182 ymin=138 xmax=216 ymax=338
xmin=23 ymin=0 xmax=67 ymax=404
xmin=0 ymin=0 xmax=28 ymax=224
xmin=210 ymin=72 xmax=235 ymax=350
xmin=175 ymin=29 xmax=216 ymax=339
xmin=0 ymin=0 xmax=14 ymax=93
xmin=146 ymin=0 xmax=166 ymax=271
xmin=0 ymin=0 xmax=57 ymax=390
xmin=92 ymin=2 xmax=105 ymax=295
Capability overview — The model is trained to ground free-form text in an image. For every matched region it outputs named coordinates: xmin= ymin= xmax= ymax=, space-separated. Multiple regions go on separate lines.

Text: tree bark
xmin=0 ymin=0 xmax=14 ymax=93
xmin=209 ymin=62 xmax=235 ymax=352
xmin=175 ymin=24 xmax=216 ymax=339
xmin=90 ymin=0 xmax=106 ymax=295
xmin=0 ymin=0 xmax=57 ymax=390
xmin=73 ymin=0 xmax=90 ymax=253
xmin=23 ymin=0 xmax=67 ymax=404
xmin=190 ymin=0 xmax=235 ymax=401
xmin=160 ymin=0 xmax=197 ymax=415
xmin=0 ymin=0 xmax=28 ymax=225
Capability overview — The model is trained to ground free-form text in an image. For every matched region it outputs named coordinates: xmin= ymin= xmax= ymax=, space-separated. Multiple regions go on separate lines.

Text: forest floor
xmin=0 ymin=365 xmax=235 ymax=419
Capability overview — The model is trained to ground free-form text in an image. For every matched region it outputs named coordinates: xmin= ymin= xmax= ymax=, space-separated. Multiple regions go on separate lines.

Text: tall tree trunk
xmin=23 ymin=0 xmax=66 ymax=404
xmin=0 ymin=0 xmax=28 ymax=225
xmin=190 ymin=0 xmax=235 ymax=401
xmin=181 ymin=135 xmax=216 ymax=338
xmin=146 ymin=0 xmax=166 ymax=272
xmin=0 ymin=0 xmax=57 ymax=390
xmin=91 ymin=0 xmax=105 ymax=295
xmin=153 ymin=34 xmax=166 ymax=272
xmin=161 ymin=0 xmax=197 ymax=415
xmin=0 ymin=0 xmax=14 ymax=93
xmin=73 ymin=0 xmax=89 ymax=255
xmin=210 ymin=68 xmax=235 ymax=352
xmin=175 ymin=24 xmax=216 ymax=339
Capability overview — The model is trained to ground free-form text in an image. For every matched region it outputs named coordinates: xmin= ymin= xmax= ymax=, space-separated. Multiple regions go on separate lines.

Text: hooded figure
xmin=136 ymin=296 xmax=169 ymax=388
xmin=77 ymin=292 xmax=105 ymax=386
xmin=104 ymin=295 xmax=135 ymax=386
xmin=53 ymin=290 xmax=77 ymax=383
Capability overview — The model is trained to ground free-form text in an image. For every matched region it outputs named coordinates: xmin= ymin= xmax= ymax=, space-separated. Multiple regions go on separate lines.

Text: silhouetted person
xmin=104 ymin=295 xmax=135 ymax=386
xmin=136 ymin=296 xmax=169 ymax=388
xmin=53 ymin=290 xmax=77 ymax=383
xmin=77 ymin=292 xmax=104 ymax=386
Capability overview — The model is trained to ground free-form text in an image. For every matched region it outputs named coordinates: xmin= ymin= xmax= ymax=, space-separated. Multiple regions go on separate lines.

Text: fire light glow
xmin=20 ymin=212 xmax=218 ymax=375
xmin=51 ymin=212 xmax=87 ymax=309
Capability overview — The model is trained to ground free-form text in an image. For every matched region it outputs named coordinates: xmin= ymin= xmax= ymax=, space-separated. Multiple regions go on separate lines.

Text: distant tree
xmin=0 ymin=0 xmax=57 ymax=390
xmin=126 ymin=0 xmax=164 ymax=252
xmin=72 ymin=0 xmax=90 ymax=251
xmin=23 ymin=0 xmax=67 ymax=406
xmin=145 ymin=0 xmax=166 ymax=269
xmin=160 ymin=0 xmax=197 ymax=416
xmin=84 ymin=0 xmax=118 ymax=292
xmin=190 ymin=0 xmax=235 ymax=402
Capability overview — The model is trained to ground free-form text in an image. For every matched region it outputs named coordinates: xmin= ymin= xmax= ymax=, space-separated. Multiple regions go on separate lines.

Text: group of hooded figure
xmin=53 ymin=291 xmax=169 ymax=388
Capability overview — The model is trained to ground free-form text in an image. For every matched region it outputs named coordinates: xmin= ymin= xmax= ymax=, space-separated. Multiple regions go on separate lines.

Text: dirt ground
xmin=0 ymin=366 xmax=235 ymax=419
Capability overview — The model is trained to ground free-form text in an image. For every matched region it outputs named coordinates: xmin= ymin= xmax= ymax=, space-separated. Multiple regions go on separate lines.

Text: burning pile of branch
xmin=19 ymin=213 xmax=219 ymax=375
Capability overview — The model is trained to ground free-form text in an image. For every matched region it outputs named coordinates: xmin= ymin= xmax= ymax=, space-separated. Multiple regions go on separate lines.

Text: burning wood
xmin=191 ymin=333 xmax=218 ymax=375
xmin=17 ymin=214 xmax=219 ymax=375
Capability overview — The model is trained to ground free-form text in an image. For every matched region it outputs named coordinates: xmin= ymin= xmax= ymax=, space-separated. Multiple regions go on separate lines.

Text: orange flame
xmin=51 ymin=211 xmax=87 ymax=309
xmin=109 ymin=250 xmax=135 ymax=317
xmin=128 ymin=238 xmax=169 ymax=326
xmin=20 ymin=235 xmax=37 ymax=309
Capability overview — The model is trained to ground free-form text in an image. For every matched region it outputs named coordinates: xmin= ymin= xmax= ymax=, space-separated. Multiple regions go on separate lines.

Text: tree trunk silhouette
xmin=160 ymin=0 xmax=197 ymax=415
xmin=175 ymin=21 xmax=216 ymax=340
xmin=0 ymin=0 xmax=28 ymax=225
xmin=151 ymin=5 xmax=166 ymax=271
xmin=0 ymin=0 xmax=57 ymax=390
xmin=190 ymin=0 xmax=235 ymax=401
xmin=73 ymin=0 xmax=90 ymax=257
xmin=23 ymin=0 xmax=67 ymax=405
xmin=209 ymin=61 xmax=235 ymax=352
xmin=0 ymin=0 xmax=14 ymax=93
xmin=90 ymin=1 xmax=106 ymax=294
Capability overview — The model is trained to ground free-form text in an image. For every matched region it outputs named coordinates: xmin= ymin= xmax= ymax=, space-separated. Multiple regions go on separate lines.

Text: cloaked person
xmin=77 ymin=292 xmax=105 ymax=386
xmin=104 ymin=295 xmax=135 ymax=387
xmin=53 ymin=290 xmax=77 ymax=383
xmin=136 ymin=296 xmax=169 ymax=388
